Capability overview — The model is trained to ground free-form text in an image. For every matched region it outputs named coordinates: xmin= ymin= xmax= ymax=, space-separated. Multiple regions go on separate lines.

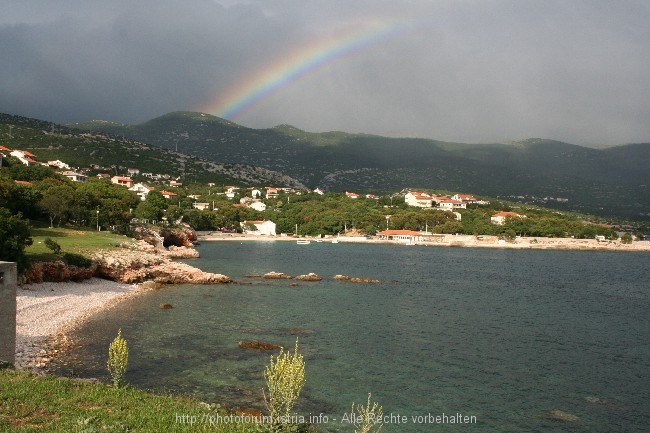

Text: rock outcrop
xmin=93 ymin=249 xmax=231 ymax=284
xmin=263 ymin=271 xmax=292 ymax=279
xmin=334 ymin=274 xmax=380 ymax=283
xmin=295 ymin=273 xmax=322 ymax=281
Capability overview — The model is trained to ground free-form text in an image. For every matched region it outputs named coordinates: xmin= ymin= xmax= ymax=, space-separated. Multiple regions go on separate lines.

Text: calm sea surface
xmin=58 ymin=241 xmax=650 ymax=432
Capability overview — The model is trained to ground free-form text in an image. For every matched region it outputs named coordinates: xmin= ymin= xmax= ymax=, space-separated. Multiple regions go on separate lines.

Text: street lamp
xmin=385 ymin=215 xmax=391 ymax=230
xmin=96 ymin=207 xmax=100 ymax=231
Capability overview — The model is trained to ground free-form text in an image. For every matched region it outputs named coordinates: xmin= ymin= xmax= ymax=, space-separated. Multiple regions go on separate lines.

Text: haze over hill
xmin=72 ymin=111 xmax=650 ymax=219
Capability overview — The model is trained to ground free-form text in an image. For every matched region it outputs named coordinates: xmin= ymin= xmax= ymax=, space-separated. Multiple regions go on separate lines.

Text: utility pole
xmin=8 ymin=125 xmax=13 ymax=139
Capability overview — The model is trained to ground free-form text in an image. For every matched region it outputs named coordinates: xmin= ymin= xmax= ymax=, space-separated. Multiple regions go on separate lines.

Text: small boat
xmin=296 ymin=239 xmax=311 ymax=245
xmin=331 ymin=239 xmax=339 ymax=244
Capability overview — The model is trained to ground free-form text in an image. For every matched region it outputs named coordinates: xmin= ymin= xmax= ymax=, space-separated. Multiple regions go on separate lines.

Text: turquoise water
xmin=58 ymin=242 xmax=650 ymax=432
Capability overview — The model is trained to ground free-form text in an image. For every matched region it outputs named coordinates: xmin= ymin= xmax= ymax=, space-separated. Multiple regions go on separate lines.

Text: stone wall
xmin=0 ymin=262 xmax=17 ymax=366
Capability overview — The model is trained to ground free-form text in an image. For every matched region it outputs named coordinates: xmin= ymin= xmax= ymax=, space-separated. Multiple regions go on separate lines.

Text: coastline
xmin=15 ymin=278 xmax=143 ymax=370
xmin=14 ymin=232 xmax=648 ymax=371
xmin=196 ymin=232 xmax=650 ymax=251
xmin=15 ymin=242 xmax=232 ymax=371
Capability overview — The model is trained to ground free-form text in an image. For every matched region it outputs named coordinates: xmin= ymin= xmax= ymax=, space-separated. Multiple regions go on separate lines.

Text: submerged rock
xmin=547 ymin=409 xmax=579 ymax=422
xmin=159 ymin=303 xmax=173 ymax=310
xmin=238 ymin=341 xmax=282 ymax=351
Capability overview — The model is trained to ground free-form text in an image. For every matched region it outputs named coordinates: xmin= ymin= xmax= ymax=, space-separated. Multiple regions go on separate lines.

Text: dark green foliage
xmin=0 ymin=208 xmax=32 ymax=271
xmin=44 ymin=238 xmax=61 ymax=254
xmin=63 ymin=252 xmax=93 ymax=268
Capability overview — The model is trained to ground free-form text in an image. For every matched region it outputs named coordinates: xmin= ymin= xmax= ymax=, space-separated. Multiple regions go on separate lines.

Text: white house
xmin=225 ymin=185 xmax=240 ymax=198
xmin=248 ymin=201 xmax=267 ymax=211
xmin=451 ymin=193 xmax=477 ymax=203
xmin=193 ymin=202 xmax=210 ymax=210
xmin=346 ymin=191 xmax=359 ymax=199
xmin=10 ymin=150 xmax=39 ymax=166
xmin=129 ymin=183 xmax=154 ymax=201
xmin=405 ymin=191 xmax=433 ymax=208
xmin=251 ymin=189 xmax=262 ymax=198
xmin=436 ymin=198 xmax=466 ymax=210
xmin=47 ymin=160 xmax=70 ymax=170
xmin=313 ymin=188 xmax=325 ymax=195
xmin=241 ymin=220 xmax=276 ymax=236
xmin=491 ymin=211 xmax=526 ymax=225
xmin=61 ymin=171 xmax=87 ymax=183
xmin=127 ymin=168 xmax=140 ymax=176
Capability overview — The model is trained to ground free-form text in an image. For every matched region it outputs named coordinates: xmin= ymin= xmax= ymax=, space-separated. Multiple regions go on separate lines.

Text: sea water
xmin=57 ymin=241 xmax=650 ymax=432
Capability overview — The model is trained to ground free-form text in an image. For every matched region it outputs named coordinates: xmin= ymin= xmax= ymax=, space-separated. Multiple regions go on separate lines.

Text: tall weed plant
xmin=263 ymin=339 xmax=305 ymax=426
xmin=107 ymin=328 xmax=129 ymax=388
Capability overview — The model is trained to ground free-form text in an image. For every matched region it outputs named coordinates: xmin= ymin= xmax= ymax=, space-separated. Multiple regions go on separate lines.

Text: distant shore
xmin=197 ymin=232 xmax=650 ymax=251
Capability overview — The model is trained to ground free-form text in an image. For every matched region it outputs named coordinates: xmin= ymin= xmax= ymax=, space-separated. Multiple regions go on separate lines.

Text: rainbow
xmin=200 ymin=20 xmax=412 ymax=121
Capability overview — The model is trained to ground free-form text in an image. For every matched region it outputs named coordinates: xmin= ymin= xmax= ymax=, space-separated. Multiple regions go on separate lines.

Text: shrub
xmin=44 ymin=238 xmax=61 ymax=255
xmin=621 ymin=232 xmax=633 ymax=244
xmin=107 ymin=329 xmax=129 ymax=388
xmin=63 ymin=252 xmax=93 ymax=268
xmin=263 ymin=339 xmax=305 ymax=427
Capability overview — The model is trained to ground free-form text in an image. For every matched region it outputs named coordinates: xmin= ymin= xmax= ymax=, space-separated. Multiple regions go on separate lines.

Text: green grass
xmin=0 ymin=370 xmax=260 ymax=432
xmin=25 ymin=226 xmax=133 ymax=262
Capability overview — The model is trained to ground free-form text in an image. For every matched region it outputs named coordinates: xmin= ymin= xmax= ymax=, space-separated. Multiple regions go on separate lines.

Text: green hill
xmin=0 ymin=113 xmax=304 ymax=188
xmin=70 ymin=111 xmax=650 ymax=219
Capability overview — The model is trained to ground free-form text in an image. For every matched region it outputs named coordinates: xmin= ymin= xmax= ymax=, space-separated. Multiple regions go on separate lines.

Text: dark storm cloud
xmin=1 ymin=0 xmax=649 ymax=145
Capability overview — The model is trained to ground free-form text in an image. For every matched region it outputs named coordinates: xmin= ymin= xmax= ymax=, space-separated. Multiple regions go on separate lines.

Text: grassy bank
xmin=25 ymin=225 xmax=132 ymax=263
xmin=0 ymin=369 xmax=260 ymax=432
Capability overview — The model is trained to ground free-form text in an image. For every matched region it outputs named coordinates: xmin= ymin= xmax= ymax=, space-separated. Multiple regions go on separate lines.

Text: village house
xmin=169 ymin=180 xmax=183 ymax=188
xmin=193 ymin=202 xmax=210 ymax=210
xmin=111 ymin=176 xmax=134 ymax=188
xmin=345 ymin=191 xmax=359 ymax=199
xmin=313 ymin=187 xmax=325 ymax=195
xmin=451 ymin=193 xmax=477 ymax=203
xmin=436 ymin=197 xmax=467 ymax=210
xmin=265 ymin=187 xmax=280 ymax=199
xmin=248 ymin=201 xmax=267 ymax=211
xmin=129 ymin=183 xmax=154 ymax=201
xmin=97 ymin=173 xmax=111 ymax=179
xmin=225 ymin=185 xmax=240 ymax=198
xmin=491 ymin=211 xmax=526 ymax=225
xmin=376 ymin=229 xmax=427 ymax=243
xmin=251 ymin=189 xmax=262 ymax=198
xmin=61 ymin=171 xmax=87 ymax=183
xmin=405 ymin=191 xmax=433 ymax=208
xmin=47 ymin=160 xmax=70 ymax=170
xmin=241 ymin=220 xmax=276 ymax=236
xmin=127 ymin=168 xmax=140 ymax=176
xmin=160 ymin=190 xmax=178 ymax=199
xmin=10 ymin=150 xmax=39 ymax=166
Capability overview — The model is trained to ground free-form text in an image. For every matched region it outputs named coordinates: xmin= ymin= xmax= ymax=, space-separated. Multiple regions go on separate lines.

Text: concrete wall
xmin=0 ymin=262 xmax=17 ymax=366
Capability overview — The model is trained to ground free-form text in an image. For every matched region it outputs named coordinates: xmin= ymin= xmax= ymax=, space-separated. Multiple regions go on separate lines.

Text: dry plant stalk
xmin=351 ymin=393 xmax=383 ymax=433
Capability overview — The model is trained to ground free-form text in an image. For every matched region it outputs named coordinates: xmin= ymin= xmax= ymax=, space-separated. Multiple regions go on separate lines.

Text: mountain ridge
xmin=68 ymin=111 xmax=650 ymax=219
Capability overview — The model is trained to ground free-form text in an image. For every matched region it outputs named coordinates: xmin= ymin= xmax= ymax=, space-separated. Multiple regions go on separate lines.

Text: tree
xmin=39 ymin=185 xmax=75 ymax=227
xmin=0 ymin=209 xmax=33 ymax=271
xmin=134 ymin=191 xmax=166 ymax=221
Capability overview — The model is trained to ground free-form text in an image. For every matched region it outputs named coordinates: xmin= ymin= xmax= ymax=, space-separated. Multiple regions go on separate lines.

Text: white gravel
xmin=15 ymin=278 xmax=140 ymax=369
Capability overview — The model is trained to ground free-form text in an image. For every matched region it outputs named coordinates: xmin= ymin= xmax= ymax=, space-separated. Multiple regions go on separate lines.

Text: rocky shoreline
xmin=16 ymin=237 xmax=231 ymax=371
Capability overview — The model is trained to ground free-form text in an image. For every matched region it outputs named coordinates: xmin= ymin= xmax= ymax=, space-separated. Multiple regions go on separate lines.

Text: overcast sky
xmin=1 ymin=0 xmax=649 ymax=146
